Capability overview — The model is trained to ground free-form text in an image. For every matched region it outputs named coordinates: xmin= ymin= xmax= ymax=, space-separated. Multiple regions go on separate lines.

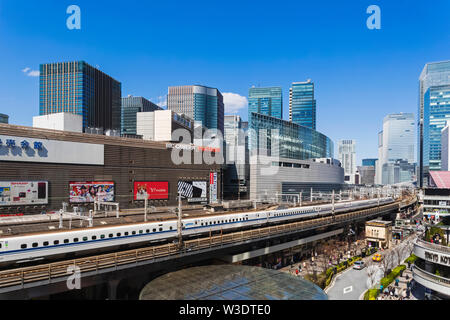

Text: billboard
xmin=0 ymin=181 xmax=48 ymax=206
xmin=69 ymin=181 xmax=114 ymax=203
xmin=134 ymin=181 xmax=169 ymax=200
xmin=178 ymin=181 xmax=207 ymax=203
xmin=210 ymin=172 xmax=218 ymax=204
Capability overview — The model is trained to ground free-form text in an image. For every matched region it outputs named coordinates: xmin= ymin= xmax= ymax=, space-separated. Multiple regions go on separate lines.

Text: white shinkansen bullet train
xmin=0 ymin=197 xmax=394 ymax=268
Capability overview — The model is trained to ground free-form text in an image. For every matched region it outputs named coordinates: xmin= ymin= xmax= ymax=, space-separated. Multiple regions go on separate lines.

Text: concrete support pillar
xmin=107 ymin=279 xmax=121 ymax=300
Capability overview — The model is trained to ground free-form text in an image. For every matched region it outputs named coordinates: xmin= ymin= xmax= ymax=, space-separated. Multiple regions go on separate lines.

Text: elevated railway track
xmin=0 ymin=197 xmax=417 ymax=292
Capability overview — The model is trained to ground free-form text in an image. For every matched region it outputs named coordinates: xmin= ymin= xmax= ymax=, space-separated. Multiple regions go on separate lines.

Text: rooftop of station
xmin=139 ymin=264 xmax=328 ymax=300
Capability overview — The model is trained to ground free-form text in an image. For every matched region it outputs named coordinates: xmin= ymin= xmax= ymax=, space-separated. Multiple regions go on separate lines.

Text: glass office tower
xmin=39 ymin=61 xmax=122 ymax=131
xmin=248 ymin=87 xmax=283 ymax=121
xmin=289 ymin=80 xmax=316 ymax=130
xmin=167 ymin=85 xmax=224 ymax=135
xmin=0 ymin=113 xmax=8 ymax=124
xmin=376 ymin=113 xmax=415 ymax=185
xmin=423 ymin=85 xmax=450 ymax=171
xmin=249 ymin=112 xmax=333 ymax=160
xmin=121 ymin=96 xmax=162 ymax=135
xmin=418 ymin=60 xmax=450 ymax=187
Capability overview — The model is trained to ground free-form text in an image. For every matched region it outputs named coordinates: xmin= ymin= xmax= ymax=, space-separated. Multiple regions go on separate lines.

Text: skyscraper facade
xmin=249 ymin=112 xmax=333 ymax=160
xmin=362 ymin=158 xmax=377 ymax=167
xmin=289 ymin=80 xmax=316 ymax=130
xmin=121 ymin=96 xmax=162 ymax=135
xmin=376 ymin=113 xmax=415 ymax=185
xmin=338 ymin=140 xmax=356 ymax=181
xmin=224 ymin=115 xmax=249 ymax=198
xmin=39 ymin=61 xmax=121 ymax=132
xmin=423 ymin=84 xmax=450 ymax=171
xmin=418 ymin=60 xmax=450 ymax=187
xmin=167 ymin=85 xmax=224 ymax=135
xmin=248 ymin=87 xmax=283 ymax=120
xmin=0 ymin=113 xmax=8 ymax=124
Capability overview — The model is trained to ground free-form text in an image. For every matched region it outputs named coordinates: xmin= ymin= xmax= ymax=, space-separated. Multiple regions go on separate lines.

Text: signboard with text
xmin=134 ymin=181 xmax=169 ymax=200
xmin=0 ymin=181 xmax=48 ymax=206
xmin=69 ymin=181 xmax=114 ymax=203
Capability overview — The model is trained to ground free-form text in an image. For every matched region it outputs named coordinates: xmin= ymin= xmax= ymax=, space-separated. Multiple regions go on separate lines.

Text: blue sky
xmin=0 ymin=0 xmax=449 ymax=164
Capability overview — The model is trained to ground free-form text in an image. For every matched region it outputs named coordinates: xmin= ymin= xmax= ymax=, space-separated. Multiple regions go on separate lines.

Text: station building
xmin=0 ymin=123 xmax=221 ymax=214
xmin=248 ymin=112 xmax=344 ymax=201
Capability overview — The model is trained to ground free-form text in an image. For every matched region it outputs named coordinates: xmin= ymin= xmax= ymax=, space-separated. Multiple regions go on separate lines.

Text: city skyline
xmin=0 ymin=1 xmax=449 ymax=164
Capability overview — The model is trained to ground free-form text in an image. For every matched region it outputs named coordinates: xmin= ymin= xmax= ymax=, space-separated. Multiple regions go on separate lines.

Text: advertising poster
xmin=178 ymin=181 xmax=207 ymax=203
xmin=209 ymin=172 xmax=218 ymax=204
xmin=0 ymin=181 xmax=48 ymax=206
xmin=69 ymin=181 xmax=114 ymax=203
xmin=134 ymin=181 xmax=169 ymax=200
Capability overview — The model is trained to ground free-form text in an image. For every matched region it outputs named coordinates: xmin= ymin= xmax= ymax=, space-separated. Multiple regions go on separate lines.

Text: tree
xmin=380 ymin=250 xmax=395 ymax=277
xmin=366 ymin=260 xmax=379 ymax=289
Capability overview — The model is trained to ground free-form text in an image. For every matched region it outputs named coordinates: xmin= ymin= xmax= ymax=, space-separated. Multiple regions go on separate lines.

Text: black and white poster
xmin=178 ymin=181 xmax=207 ymax=203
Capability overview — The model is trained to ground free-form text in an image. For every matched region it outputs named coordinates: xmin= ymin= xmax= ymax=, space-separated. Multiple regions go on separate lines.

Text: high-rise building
xmin=362 ymin=158 xmax=377 ymax=167
xmin=289 ymin=80 xmax=316 ymax=130
xmin=39 ymin=61 xmax=122 ymax=132
xmin=418 ymin=60 xmax=450 ymax=187
xmin=249 ymin=112 xmax=333 ymax=160
xmin=338 ymin=140 xmax=356 ymax=175
xmin=423 ymin=84 xmax=450 ymax=172
xmin=248 ymin=87 xmax=283 ymax=120
xmin=224 ymin=115 xmax=249 ymax=198
xmin=376 ymin=113 xmax=415 ymax=185
xmin=121 ymin=96 xmax=162 ymax=135
xmin=0 ymin=113 xmax=8 ymax=124
xmin=167 ymin=85 xmax=224 ymax=135
xmin=338 ymin=140 xmax=357 ymax=184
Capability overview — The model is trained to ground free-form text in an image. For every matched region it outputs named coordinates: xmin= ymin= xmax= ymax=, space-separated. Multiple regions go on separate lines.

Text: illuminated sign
xmin=134 ymin=182 xmax=169 ymax=200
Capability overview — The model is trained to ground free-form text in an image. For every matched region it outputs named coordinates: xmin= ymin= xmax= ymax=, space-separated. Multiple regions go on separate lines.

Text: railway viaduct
xmin=0 ymin=197 xmax=417 ymax=299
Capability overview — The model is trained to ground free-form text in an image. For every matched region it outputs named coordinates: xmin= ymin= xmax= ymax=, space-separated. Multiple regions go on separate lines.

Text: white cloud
xmin=156 ymin=95 xmax=167 ymax=108
xmin=223 ymin=92 xmax=248 ymax=114
xmin=22 ymin=67 xmax=40 ymax=77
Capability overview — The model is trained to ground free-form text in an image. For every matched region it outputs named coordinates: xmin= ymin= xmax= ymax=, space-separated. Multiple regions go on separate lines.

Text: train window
xmin=117 ymin=233 xmax=121 ymax=237
xmin=101 ymin=235 xmax=105 ymax=239
xmin=0 ymin=243 xmax=2 ymax=249
xmin=21 ymin=244 xmax=27 ymax=249
xmin=83 ymin=237 xmax=88 ymax=241
xmin=195 ymin=221 xmax=197 ymax=224
xmin=92 ymin=236 xmax=97 ymax=240
xmin=139 ymin=230 xmax=143 ymax=234
xmin=64 ymin=239 xmax=69 ymax=244
xmin=73 ymin=238 xmax=79 ymax=243
xmin=54 ymin=240 xmax=59 ymax=245
xmin=146 ymin=229 xmax=150 ymax=233
xmin=153 ymin=229 xmax=156 ymax=232
xmin=32 ymin=243 xmax=38 ymax=248
xmin=43 ymin=241 xmax=49 ymax=246
xmin=169 ymin=226 xmax=173 ymax=230
xmin=159 ymin=228 xmax=163 ymax=232
xmin=132 ymin=231 xmax=136 ymax=235
xmin=109 ymin=234 xmax=113 ymax=238
xmin=125 ymin=232 xmax=129 ymax=236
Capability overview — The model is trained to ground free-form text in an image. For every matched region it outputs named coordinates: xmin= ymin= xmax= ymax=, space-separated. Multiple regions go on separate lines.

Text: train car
xmin=0 ymin=197 xmax=394 ymax=268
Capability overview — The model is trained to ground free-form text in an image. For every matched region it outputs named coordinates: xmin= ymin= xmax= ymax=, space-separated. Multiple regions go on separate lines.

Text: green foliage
xmin=364 ymin=289 xmax=379 ymax=300
xmin=404 ymin=254 xmax=417 ymax=264
xmin=379 ymin=265 xmax=406 ymax=288
xmin=425 ymin=227 xmax=447 ymax=246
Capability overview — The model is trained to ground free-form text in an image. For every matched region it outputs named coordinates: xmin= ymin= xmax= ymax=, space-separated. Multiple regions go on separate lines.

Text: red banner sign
xmin=134 ymin=182 xmax=169 ymax=200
